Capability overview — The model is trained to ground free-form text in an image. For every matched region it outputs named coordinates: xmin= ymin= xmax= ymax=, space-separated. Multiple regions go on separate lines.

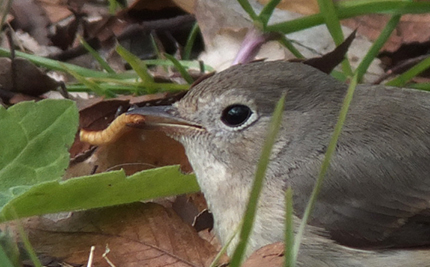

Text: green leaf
xmin=0 ymin=99 xmax=199 ymax=223
xmin=0 ymin=167 xmax=199 ymax=222
xmin=0 ymin=247 xmax=15 ymax=267
xmin=0 ymin=99 xmax=78 ymax=208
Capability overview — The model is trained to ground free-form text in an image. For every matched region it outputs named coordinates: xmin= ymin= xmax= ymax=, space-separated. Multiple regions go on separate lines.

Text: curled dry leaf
xmin=75 ymin=128 xmax=190 ymax=176
xmin=21 ymin=202 xmax=224 ymax=267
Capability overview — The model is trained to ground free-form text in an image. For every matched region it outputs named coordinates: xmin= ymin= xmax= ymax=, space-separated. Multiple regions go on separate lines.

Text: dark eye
xmin=221 ymin=104 xmax=252 ymax=127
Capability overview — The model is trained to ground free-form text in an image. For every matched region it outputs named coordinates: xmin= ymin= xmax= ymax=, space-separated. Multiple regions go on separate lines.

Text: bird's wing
xmin=294 ymin=85 xmax=430 ymax=248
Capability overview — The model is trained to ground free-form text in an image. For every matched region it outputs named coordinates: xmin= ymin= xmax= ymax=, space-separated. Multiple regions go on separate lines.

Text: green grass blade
xmin=284 ymin=187 xmax=295 ymax=267
xmin=229 ymin=93 xmax=286 ymax=266
xmin=61 ymin=64 xmax=116 ymax=97
xmin=317 ymin=0 xmax=353 ymax=76
xmin=292 ymin=73 xmax=358 ymax=262
xmin=338 ymin=0 xmax=412 ymax=11
xmin=337 ymin=1 xmax=429 ymax=16
xmin=237 ymin=0 xmax=259 ymax=21
xmin=266 ymin=1 xmax=430 ymax=34
xmin=79 ymin=36 xmax=116 ymax=74
xmin=318 ymin=0 xmax=344 ymax=46
xmin=278 ymin=35 xmax=304 ymax=59
xmin=115 ymin=44 xmax=155 ymax=87
xmin=408 ymin=82 xmax=430 ymax=91
xmin=356 ymin=14 xmax=401 ymax=81
xmin=266 ymin=14 xmax=324 ymax=34
xmin=258 ymin=0 xmax=282 ymax=27
xmin=331 ymin=70 xmax=348 ymax=82
xmin=108 ymin=0 xmax=117 ymax=14
xmin=0 ymin=48 xmax=115 ymax=78
xmin=150 ymin=34 xmax=164 ymax=60
xmin=66 ymin=82 xmax=189 ymax=93
xmin=183 ymin=22 xmax=200 ymax=60
xmin=0 ymin=229 xmax=20 ymax=267
xmin=144 ymin=59 xmax=214 ymax=71
xmin=385 ymin=56 xmax=430 ymax=87
xmin=17 ymin=221 xmax=43 ymax=267
xmin=0 ymin=48 xmax=213 ymax=79
xmin=209 ymin=227 xmax=240 ymax=267
xmin=164 ymin=53 xmax=194 ymax=84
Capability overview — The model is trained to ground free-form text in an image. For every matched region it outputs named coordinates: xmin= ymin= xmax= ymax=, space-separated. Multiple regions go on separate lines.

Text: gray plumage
xmin=129 ymin=61 xmax=430 ymax=266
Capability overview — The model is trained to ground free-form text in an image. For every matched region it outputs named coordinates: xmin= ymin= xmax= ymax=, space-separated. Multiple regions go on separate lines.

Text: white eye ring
xmin=220 ymin=104 xmax=258 ymax=131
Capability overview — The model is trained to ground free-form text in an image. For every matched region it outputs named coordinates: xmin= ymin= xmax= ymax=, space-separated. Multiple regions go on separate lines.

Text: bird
xmin=128 ymin=60 xmax=430 ymax=266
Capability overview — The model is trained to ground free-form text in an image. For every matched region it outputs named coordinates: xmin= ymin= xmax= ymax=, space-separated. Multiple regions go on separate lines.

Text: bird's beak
xmin=126 ymin=106 xmax=204 ymax=135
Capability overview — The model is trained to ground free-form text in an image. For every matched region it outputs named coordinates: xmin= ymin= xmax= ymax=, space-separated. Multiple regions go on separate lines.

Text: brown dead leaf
xmin=176 ymin=0 xmax=318 ymax=15
xmin=0 ymin=57 xmax=59 ymax=98
xmin=342 ymin=14 xmax=430 ymax=52
xmin=78 ymin=99 xmax=130 ymax=131
xmin=258 ymin=0 xmax=319 ymax=15
xmin=242 ymin=242 xmax=284 ymax=267
xmin=172 ymin=195 xmax=201 ymax=226
xmin=126 ymin=0 xmax=178 ymax=11
xmin=197 ymin=228 xmax=221 ymax=253
xmin=302 ymin=30 xmax=356 ymax=74
xmin=172 ymin=0 xmax=195 ymax=13
xmin=90 ymin=129 xmax=190 ymax=174
xmin=37 ymin=0 xmax=73 ymax=24
xmin=8 ymin=93 xmax=41 ymax=104
xmin=172 ymin=193 xmax=210 ymax=228
xmin=195 ymin=1 xmax=250 ymax=47
xmin=11 ymin=0 xmax=50 ymax=45
xmin=22 ymin=202 xmax=223 ymax=267
xmin=50 ymin=15 xmax=80 ymax=50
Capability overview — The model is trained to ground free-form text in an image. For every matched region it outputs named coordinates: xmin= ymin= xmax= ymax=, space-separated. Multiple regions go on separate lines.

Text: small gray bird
xmin=128 ymin=61 xmax=430 ymax=266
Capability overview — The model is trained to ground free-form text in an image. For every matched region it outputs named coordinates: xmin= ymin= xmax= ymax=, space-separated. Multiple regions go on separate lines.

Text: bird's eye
xmin=221 ymin=104 xmax=253 ymax=127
